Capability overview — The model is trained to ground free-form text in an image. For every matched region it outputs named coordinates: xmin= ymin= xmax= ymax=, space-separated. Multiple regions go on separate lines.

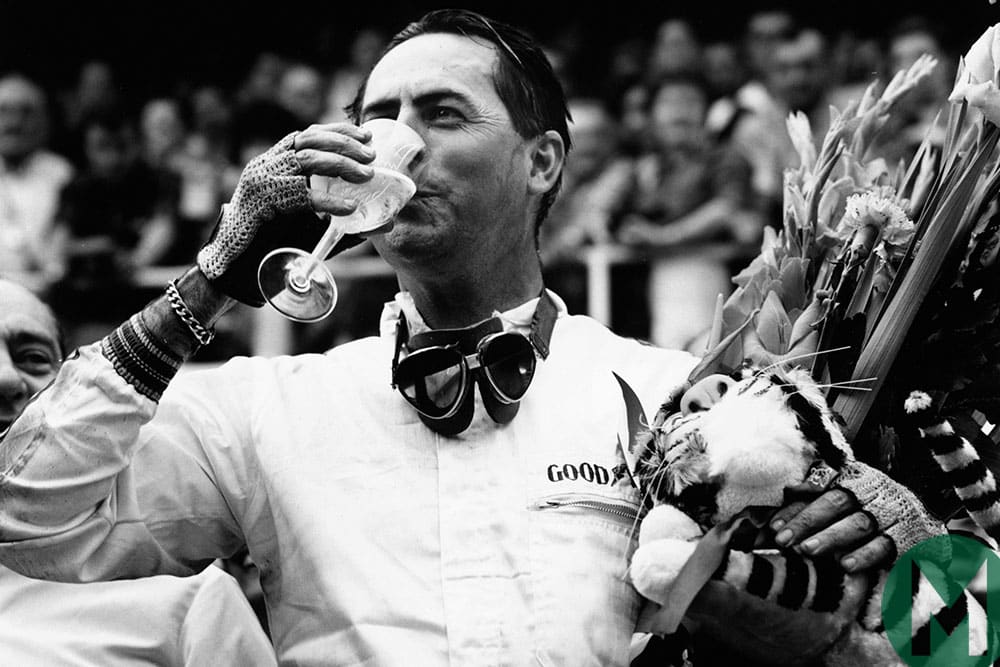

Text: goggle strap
xmin=390 ymin=315 xmax=409 ymax=388
xmin=391 ymin=287 xmax=559 ymax=434
xmin=529 ymin=290 xmax=558 ymax=359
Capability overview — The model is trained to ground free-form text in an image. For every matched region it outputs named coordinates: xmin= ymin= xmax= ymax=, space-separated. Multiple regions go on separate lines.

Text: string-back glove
xmin=197 ymin=132 xmax=362 ymax=306
xmin=833 ymin=460 xmax=947 ymax=560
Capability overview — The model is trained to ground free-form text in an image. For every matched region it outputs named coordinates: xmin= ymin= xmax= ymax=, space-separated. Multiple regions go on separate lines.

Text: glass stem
xmin=310 ymin=217 xmax=348 ymax=263
xmin=288 ymin=217 xmax=348 ymax=289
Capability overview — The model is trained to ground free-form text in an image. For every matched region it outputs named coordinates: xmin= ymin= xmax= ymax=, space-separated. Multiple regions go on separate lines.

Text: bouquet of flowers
xmin=705 ymin=23 xmax=1000 ymax=517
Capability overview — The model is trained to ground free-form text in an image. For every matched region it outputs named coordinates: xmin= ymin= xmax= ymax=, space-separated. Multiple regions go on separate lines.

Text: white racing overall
xmin=0 ymin=292 xmax=696 ymax=665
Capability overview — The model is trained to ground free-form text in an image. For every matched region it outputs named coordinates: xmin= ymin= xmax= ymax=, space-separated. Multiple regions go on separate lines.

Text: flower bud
xmin=951 ymin=24 xmax=1000 ymax=96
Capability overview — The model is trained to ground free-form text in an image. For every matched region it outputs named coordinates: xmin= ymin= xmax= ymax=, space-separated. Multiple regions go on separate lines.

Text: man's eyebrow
xmin=360 ymin=99 xmax=398 ymax=120
xmin=361 ymin=90 xmax=477 ymax=119
xmin=9 ymin=330 xmax=59 ymax=352
xmin=413 ymin=91 xmax=476 ymax=108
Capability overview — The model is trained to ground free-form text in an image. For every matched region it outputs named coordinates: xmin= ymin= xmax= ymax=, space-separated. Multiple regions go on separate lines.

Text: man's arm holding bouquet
xmin=628 ymin=301 xmax=948 ymax=665
xmin=659 ymin=464 xmax=948 ymax=666
xmin=0 ymin=124 xmax=374 ymax=581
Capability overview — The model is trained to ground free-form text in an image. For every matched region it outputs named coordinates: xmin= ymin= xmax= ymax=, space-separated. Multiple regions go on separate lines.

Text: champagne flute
xmin=257 ymin=119 xmax=424 ymax=322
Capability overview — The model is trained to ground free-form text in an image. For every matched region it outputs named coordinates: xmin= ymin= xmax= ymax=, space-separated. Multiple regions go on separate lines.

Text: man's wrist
xmin=144 ymin=266 xmax=238 ymax=360
xmin=100 ymin=266 xmax=240 ymax=400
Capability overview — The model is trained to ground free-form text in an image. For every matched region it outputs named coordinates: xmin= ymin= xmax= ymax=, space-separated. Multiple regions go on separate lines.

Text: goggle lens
xmin=395 ymin=348 xmax=466 ymax=418
xmin=481 ymin=334 xmax=536 ymax=401
xmin=390 ymin=290 xmax=557 ymax=433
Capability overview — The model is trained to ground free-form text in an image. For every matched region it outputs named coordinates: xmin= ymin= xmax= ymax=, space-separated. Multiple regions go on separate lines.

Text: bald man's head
xmin=0 ymin=74 xmax=49 ymax=163
xmin=0 ymin=280 xmax=62 ymax=432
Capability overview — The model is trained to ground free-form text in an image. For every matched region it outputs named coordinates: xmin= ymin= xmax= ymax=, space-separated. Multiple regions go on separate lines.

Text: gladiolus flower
xmin=950 ymin=23 xmax=1000 ymax=125
xmin=964 ymin=80 xmax=1000 ymax=126
xmin=786 ymin=112 xmax=816 ymax=171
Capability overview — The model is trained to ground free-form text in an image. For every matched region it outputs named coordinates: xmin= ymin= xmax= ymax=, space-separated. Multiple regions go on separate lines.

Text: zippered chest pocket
xmin=527 ymin=492 xmax=643 ymax=667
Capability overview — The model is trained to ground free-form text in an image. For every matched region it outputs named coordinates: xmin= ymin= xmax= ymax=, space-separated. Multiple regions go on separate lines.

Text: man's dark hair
xmin=347 ymin=9 xmax=572 ymax=233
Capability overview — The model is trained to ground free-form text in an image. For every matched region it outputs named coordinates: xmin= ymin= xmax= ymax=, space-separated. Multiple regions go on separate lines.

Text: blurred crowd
xmin=0 ymin=11 xmax=958 ymax=358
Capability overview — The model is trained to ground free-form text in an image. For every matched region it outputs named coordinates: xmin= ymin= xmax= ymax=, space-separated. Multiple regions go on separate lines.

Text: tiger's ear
xmin=652 ymin=387 xmax=687 ymax=429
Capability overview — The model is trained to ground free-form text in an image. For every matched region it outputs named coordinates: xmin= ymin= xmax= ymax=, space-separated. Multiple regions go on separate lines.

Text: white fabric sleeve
xmin=0 ymin=343 xmax=250 ymax=582
xmin=179 ymin=566 xmax=277 ymax=667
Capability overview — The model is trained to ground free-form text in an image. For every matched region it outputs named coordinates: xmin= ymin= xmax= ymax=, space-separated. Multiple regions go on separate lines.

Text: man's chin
xmin=371 ymin=222 xmax=448 ymax=264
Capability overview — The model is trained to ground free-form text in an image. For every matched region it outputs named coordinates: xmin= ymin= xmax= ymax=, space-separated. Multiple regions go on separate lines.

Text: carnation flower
xmin=836 ymin=189 xmax=915 ymax=261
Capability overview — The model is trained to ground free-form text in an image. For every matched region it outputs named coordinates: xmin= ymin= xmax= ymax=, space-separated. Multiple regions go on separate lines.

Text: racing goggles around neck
xmin=391 ymin=290 xmax=557 ymax=436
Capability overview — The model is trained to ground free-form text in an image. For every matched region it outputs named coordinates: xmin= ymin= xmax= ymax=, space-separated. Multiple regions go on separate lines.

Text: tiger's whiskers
xmin=812 ymin=377 xmax=878 ymax=391
xmin=756 ymin=345 xmax=852 ymax=376
xmin=776 ymin=378 xmax=878 ymax=404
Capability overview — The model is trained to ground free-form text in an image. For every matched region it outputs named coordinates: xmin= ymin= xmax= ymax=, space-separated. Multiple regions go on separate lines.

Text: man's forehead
xmin=0 ymin=282 xmax=58 ymax=343
xmin=363 ymin=33 xmax=500 ymax=105
xmin=0 ymin=78 xmax=42 ymax=106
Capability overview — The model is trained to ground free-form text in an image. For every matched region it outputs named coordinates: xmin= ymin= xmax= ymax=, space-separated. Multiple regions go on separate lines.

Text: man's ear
xmin=527 ymin=129 xmax=565 ymax=195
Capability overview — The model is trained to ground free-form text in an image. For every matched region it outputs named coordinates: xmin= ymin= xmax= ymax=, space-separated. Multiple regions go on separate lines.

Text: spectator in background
xmin=172 ymin=85 xmax=242 ymax=259
xmin=612 ymin=17 xmax=706 ymax=159
xmin=323 ymin=28 xmax=388 ymax=122
xmin=617 ymin=73 xmax=761 ymax=350
xmin=616 ymin=81 xmax=651 ymax=157
xmin=539 ymin=97 xmax=632 ymax=315
xmin=744 ymin=10 xmax=797 ymax=84
xmin=52 ymin=108 xmax=179 ymax=345
xmin=236 ymin=52 xmax=289 ymax=108
xmin=646 ymin=18 xmax=702 ymax=81
xmin=0 ymin=73 xmax=74 ymax=295
xmin=277 ymin=62 xmax=326 ymax=126
xmin=870 ymin=17 xmax=953 ymax=166
xmin=191 ymin=85 xmax=235 ymax=155
xmin=140 ymin=98 xmax=187 ymax=170
xmin=0 ymin=277 xmax=276 ymax=666
xmin=54 ymin=60 xmax=121 ymax=165
xmin=826 ymin=31 xmax=886 ymax=112
xmin=706 ymin=9 xmax=795 ymax=146
xmin=703 ymin=41 xmax=747 ymax=107
xmin=140 ymin=94 xmax=240 ymax=265
xmin=726 ymin=27 xmax=834 ymax=224
xmin=605 ymin=37 xmax=648 ymax=97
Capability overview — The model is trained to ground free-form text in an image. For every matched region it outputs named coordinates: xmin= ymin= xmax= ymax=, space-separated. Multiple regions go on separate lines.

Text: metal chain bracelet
xmin=166 ymin=279 xmax=216 ymax=346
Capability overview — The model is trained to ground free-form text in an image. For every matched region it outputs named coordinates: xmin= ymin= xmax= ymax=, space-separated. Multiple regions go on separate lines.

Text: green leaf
xmin=777 ymin=257 xmax=810 ymax=312
xmin=834 ymin=124 xmax=1000 ymax=439
xmin=758 ymin=290 xmax=793 ymax=354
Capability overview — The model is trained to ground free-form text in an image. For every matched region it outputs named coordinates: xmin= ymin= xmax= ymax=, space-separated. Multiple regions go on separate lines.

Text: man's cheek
xmin=25 ymin=373 xmax=56 ymax=397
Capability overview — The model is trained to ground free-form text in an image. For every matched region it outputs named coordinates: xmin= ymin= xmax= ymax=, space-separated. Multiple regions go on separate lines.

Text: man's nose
xmin=680 ymin=373 xmax=736 ymax=415
xmin=383 ymin=113 xmax=427 ymax=176
xmin=0 ymin=350 xmax=27 ymax=402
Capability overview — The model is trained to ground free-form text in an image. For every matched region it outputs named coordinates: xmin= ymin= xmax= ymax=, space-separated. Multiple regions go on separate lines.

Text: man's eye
xmin=15 ymin=349 xmax=57 ymax=373
xmin=429 ymin=106 xmax=463 ymax=122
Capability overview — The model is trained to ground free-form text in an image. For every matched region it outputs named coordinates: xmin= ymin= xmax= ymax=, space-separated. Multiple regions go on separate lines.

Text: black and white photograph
xmin=2 ymin=2 xmax=1000 ymax=665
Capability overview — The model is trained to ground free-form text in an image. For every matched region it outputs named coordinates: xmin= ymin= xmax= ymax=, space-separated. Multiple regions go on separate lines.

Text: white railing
xmin=136 ymin=242 xmax=746 ymax=356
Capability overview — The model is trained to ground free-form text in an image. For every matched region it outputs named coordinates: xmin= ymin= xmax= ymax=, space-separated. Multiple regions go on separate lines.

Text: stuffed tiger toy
xmin=626 ymin=363 xmax=997 ymax=666
xmin=903 ymin=390 xmax=1000 ymax=542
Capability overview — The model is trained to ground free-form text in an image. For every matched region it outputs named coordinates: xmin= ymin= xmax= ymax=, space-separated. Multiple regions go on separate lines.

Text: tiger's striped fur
xmin=905 ymin=390 xmax=1000 ymax=542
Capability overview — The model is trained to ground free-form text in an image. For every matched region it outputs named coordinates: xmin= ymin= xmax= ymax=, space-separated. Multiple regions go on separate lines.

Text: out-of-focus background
xmin=2 ymin=1 xmax=998 ymax=361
